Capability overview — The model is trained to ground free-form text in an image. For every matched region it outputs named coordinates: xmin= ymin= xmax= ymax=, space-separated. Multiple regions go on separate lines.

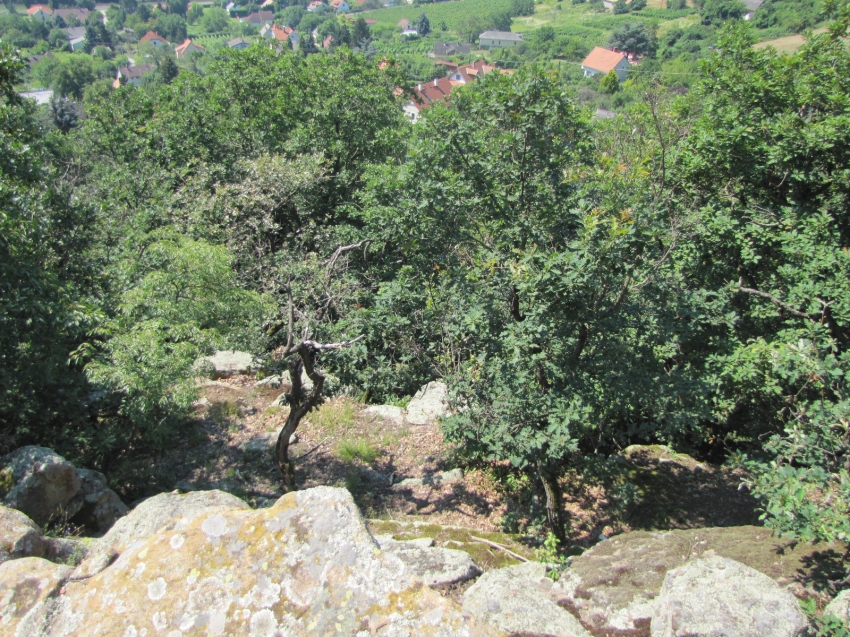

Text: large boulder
xmin=0 ymin=557 xmax=72 ymax=637
xmin=67 ymin=468 xmax=128 ymax=532
xmin=375 ymin=534 xmax=483 ymax=589
xmin=463 ymin=561 xmax=591 ymax=637
xmin=1 ymin=446 xmax=81 ymax=526
xmin=0 ymin=504 xmax=46 ymax=564
xmin=406 ymin=381 xmax=449 ymax=425
xmin=73 ymin=488 xmax=250 ymax=579
xmin=18 ymin=487 xmax=502 ymax=637
xmin=362 ymin=405 xmax=405 ymax=422
xmin=551 ymin=525 xmax=840 ymax=634
xmin=650 ymin=556 xmax=808 ymax=637
xmin=202 ymin=350 xmax=257 ymax=377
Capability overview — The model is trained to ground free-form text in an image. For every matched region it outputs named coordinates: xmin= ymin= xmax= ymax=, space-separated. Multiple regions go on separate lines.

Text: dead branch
xmin=469 ymin=536 xmax=529 ymax=563
xmin=325 ymin=239 xmax=372 ymax=272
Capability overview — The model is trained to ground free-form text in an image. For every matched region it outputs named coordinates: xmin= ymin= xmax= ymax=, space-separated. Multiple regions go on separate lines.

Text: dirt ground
xmin=105 ymin=374 xmax=766 ymax=557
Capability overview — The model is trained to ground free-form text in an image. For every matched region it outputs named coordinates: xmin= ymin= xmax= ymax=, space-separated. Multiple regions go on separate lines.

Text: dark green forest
xmin=2 ymin=0 xmax=849 ymax=549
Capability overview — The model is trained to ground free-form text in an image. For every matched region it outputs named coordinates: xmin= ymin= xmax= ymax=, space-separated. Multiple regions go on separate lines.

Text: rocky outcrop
xmin=202 ymin=350 xmax=257 ymax=377
xmin=0 ymin=504 xmax=46 ymax=563
xmin=375 ymin=534 xmax=483 ymax=589
xmin=393 ymin=468 xmax=464 ymax=489
xmin=0 ymin=557 xmax=72 ymax=636
xmin=239 ymin=429 xmax=297 ymax=457
xmin=0 ymin=446 xmax=81 ymax=526
xmin=463 ymin=561 xmax=591 ymax=637
xmin=550 ymin=525 xmax=830 ymax=634
xmin=650 ymin=556 xmax=809 ymax=637
xmin=362 ymin=404 xmax=405 ymax=422
xmin=15 ymin=487 xmax=501 ymax=637
xmin=74 ymin=488 xmax=250 ymax=579
xmin=0 ymin=447 xmax=127 ymax=532
xmin=406 ymin=381 xmax=449 ymax=425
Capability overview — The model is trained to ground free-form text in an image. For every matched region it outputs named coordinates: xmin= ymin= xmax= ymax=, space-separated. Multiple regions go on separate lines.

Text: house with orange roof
xmin=175 ymin=38 xmax=204 ymax=58
xmin=263 ymin=24 xmax=300 ymax=49
xmin=139 ymin=31 xmax=169 ymax=47
xmin=26 ymin=5 xmax=53 ymax=21
xmin=581 ymin=46 xmax=629 ymax=82
xmin=306 ymin=0 xmax=325 ymax=10
xmin=330 ymin=0 xmax=349 ymax=12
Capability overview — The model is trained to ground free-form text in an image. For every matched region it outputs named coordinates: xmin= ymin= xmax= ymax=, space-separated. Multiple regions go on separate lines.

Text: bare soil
xmin=105 ymin=375 xmax=766 ymax=559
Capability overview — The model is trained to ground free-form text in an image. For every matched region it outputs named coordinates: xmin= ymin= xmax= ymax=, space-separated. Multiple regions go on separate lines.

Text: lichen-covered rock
xmin=202 ymin=350 xmax=257 ymax=377
xmin=43 ymin=537 xmax=90 ymax=566
xmin=650 ymin=556 xmax=808 ymax=637
xmin=0 ymin=504 xmax=46 ymax=563
xmin=825 ymin=590 xmax=850 ymax=622
xmin=551 ymin=525 xmax=838 ymax=634
xmin=393 ymin=469 xmax=464 ymax=489
xmin=463 ymin=561 xmax=591 ymax=637
xmin=1 ymin=446 xmax=82 ymax=526
xmin=406 ymin=381 xmax=449 ymax=425
xmin=67 ymin=468 xmax=128 ymax=532
xmin=376 ymin=534 xmax=483 ymax=589
xmin=0 ymin=557 xmax=72 ymax=637
xmin=73 ymin=488 xmax=250 ymax=579
xmin=24 ymin=487 xmax=502 ymax=637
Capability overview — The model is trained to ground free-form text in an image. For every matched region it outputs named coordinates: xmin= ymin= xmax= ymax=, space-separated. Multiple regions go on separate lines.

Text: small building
xmin=581 ymin=46 xmax=629 ymax=82
xmin=244 ymin=10 xmax=274 ymax=25
xmin=54 ymin=7 xmax=90 ymax=23
xmin=401 ymin=28 xmax=418 ymax=37
xmin=268 ymin=24 xmax=300 ymax=49
xmin=306 ymin=0 xmax=325 ymax=10
xmin=228 ymin=37 xmax=251 ymax=49
xmin=62 ymin=26 xmax=87 ymax=51
xmin=478 ymin=30 xmax=523 ymax=49
xmin=114 ymin=63 xmax=154 ymax=87
xmin=330 ymin=0 xmax=349 ymax=12
xmin=175 ymin=38 xmax=205 ymax=57
xmin=405 ymin=77 xmax=455 ymax=122
xmin=26 ymin=5 xmax=53 ymax=21
xmin=397 ymin=18 xmax=410 ymax=29
xmin=139 ymin=31 xmax=169 ymax=47
xmin=433 ymin=41 xmax=471 ymax=57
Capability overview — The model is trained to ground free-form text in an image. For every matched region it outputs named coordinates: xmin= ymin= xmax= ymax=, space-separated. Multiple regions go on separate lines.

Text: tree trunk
xmin=275 ymin=346 xmax=325 ymax=492
xmin=538 ymin=461 xmax=567 ymax=544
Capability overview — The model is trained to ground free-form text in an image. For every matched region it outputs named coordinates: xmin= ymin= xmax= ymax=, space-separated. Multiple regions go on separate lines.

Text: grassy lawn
xmin=753 ymin=27 xmax=833 ymax=53
xmin=359 ymin=0 xmax=512 ymax=30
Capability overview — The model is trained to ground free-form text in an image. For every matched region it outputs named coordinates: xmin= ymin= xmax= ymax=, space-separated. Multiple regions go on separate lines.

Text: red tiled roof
xmin=581 ymin=46 xmax=627 ymax=74
xmin=175 ymin=38 xmax=204 ymax=54
xmin=140 ymin=31 xmax=168 ymax=44
xmin=26 ymin=4 xmax=53 ymax=15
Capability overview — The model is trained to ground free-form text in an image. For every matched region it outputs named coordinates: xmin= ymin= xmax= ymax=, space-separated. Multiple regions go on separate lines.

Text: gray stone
xmin=255 ymin=374 xmax=282 ymax=388
xmin=393 ymin=468 xmax=463 ymax=489
xmin=463 ymin=561 xmax=591 ymax=637
xmin=239 ymin=429 xmax=297 ymax=456
xmin=825 ymin=590 xmax=850 ymax=621
xmin=550 ymin=525 xmax=832 ymax=634
xmin=1 ymin=446 xmax=82 ymax=526
xmin=0 ymin=504 xmax=46 ymax=564
xmin=202 ymin=350 xmax=256 ymax=377
xmin=650 ymin=556 xmax=808 ymax=637
xmin=68 ymin=468 xmax=128 ymax=532
xmin=283 ymin=368 xmax=314 ymax=391
xmin=173 ymin=480 xmax=198 ymax=492
xmin=376 ymin=535 xmax=482 ymax=589
xmin=0 ymin=557 xmax=72 ymax=636
xmin=74 ymin=489 xmax=250 ymax=579
xmin=362 ymin=405 xmax=405 ymax=422
xmin=406 ymin=381 xmax=449 ymax=425
xmin=358 ymin=467 xmax=392 ymax=486
xmin=43 ymin=537 xmax=89 ymax=566
xmin=18 ymin=487 xmax=501 ymax=637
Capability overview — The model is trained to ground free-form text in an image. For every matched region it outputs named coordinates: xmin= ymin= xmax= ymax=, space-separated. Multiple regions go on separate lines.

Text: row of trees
xmin=2 ymin=1 xmax=849 ymax=545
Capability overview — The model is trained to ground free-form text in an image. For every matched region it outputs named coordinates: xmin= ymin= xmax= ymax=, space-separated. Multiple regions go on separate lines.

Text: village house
xmin=228 ymin=37 xmax=251 ymax=49
xmin=64 ymin=26 xmax=87 ymax=51
xmin=404 ymin=60 xmax=504 ymax=122
xmin=113 ymin=64 xmax=154 ymax=87
xmin=54 ymin=7 xmax=90 ymax=24
xmin=330 ymin=0 xmax=349 ymax=12
xmin=478 ymin=30 xmax=523 ymax=49
xmin=581 ymin=46 xmax=629 ymax=82
xmin=433 ymin=42 xmax=471 ymax=57
xmin=306 ymin=0 xmax=325 ymax=11
xmin=139 ymin=31 xmax=169 ymax=47
xmin=264 ymin=24 xmax=300 ymax=49
xmin=175 ymin=38 xmax=205 ymax=58
xmin=26 ymin=5 xmax=53 ymax=21
xmin=244 ymin=10 xmax=274 ymax=25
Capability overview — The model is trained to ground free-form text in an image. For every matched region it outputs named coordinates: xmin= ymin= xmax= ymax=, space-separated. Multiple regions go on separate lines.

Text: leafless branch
xmin=325 ymin=239 xmax=372 ymax=272
xmin=736 ymin=279 xmax=818 ymax=320
xmin=469 ymin=536 xmax=530 ymax=563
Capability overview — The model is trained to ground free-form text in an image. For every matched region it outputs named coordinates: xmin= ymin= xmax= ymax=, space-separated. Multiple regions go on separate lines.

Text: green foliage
xmin=415 ymin=12 xmax=431 ymax=35
xmin=700 ymin=0 xmax=746 ymax=25
xmin=535 ymin=531 xmax=569 ymax=578
xmin=201 ymin=7 xmax=230 ymax=32
xmin=599 ymin=68 xmax=620 ymax=92
xmin=336 ymin=439 xmax=378 ymax=465
xmin=608 ymin=21 xmax=657 ymax=57
xmin=511 ymin=0 xmax=536 ymax=17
